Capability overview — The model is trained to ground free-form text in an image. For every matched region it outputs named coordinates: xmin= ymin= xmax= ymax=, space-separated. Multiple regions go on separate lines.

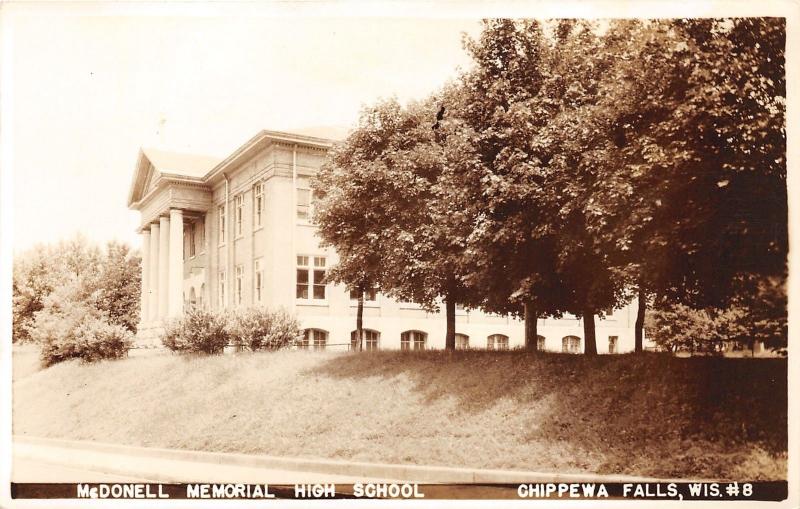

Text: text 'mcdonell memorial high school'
xmin=128 ymin=129 xmax=645 ymax=353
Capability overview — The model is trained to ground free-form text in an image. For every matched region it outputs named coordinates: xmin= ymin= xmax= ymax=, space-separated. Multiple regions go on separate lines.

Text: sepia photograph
xmin=0 ymin=0 xmax=796 ymax=506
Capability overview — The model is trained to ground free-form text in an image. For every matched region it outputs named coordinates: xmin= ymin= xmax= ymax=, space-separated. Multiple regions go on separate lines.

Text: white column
xmin=158 ymin=215 xmax=170 ymax=319
xmin=140 ymin=229 xmax=150 ymax=324
xmin=149 ymin=222 xmax=160 ymax=321
xmin=168 ymin=209 xmax=184 ymax=317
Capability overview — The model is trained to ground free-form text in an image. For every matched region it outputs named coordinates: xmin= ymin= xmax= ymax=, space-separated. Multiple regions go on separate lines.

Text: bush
xmin=227 ymin=307 xmax=301 ymax=351
xmin=28 ymin=281 xmax=133 ymax=367
xmin=161 ymin=308 xmax=230 ymax=355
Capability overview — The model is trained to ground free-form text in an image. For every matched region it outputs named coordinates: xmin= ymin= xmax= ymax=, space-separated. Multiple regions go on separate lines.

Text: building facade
xmin=128 ymin=130 xmax=645 ymax=353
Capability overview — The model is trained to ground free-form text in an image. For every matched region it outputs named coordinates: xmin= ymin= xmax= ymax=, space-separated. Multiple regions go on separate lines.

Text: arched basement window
xmin=537 ymin=335 xmax=546 ymax=351
xmin=350 ymin=329 xmax=380 ymax=351
xmin=301 ymin=328 xmax=328 ymax=351
xmin=487 ymin=334 xmax=509 ymax=351
xmin=455 ymin=333 xmax=469 ymax=350
xmin=401 ymin=330 xmax=427 ymax=351
xmin=562 ymin=335 xmax=581 ymax=354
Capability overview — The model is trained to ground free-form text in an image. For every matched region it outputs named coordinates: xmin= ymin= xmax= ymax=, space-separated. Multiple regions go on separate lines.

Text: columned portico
xmin=140 ymin=210 xmax=190 ymax=325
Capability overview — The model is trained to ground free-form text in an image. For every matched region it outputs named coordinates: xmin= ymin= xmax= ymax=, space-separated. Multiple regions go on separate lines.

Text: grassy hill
xmin=12 ymin=349 xmax=787 ymax=480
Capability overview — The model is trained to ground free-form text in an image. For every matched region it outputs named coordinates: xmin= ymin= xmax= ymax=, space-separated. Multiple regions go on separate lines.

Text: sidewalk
xmin=13 ymin=435 xmax=668 ymax=484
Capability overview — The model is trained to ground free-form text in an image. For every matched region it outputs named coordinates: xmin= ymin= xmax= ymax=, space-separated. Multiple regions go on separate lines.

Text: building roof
xmin=128 ymin=128 xmax=342 ymax=209
xmin=140 ymin=147 xmax=223 ymax=179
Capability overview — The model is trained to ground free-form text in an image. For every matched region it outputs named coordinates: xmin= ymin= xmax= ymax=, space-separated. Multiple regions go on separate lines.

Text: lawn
xmin=12 ymin=349 xmax=787 ymax=480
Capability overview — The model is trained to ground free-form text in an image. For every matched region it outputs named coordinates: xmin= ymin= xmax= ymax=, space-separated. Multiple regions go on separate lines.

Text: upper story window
xmin=189 ymin=222 xmax=197 ymax=257
xmin=349 ymin=286 xmax=377 ymax=302
xmin=296 ymin=255 xmax=326 ymax=300
xmin=218 ymin=271 xmax=226 ymax=308
xmin=401 ymin=330 xmax=427 ymax=351
xmin=297 ymin=177 xmax=312 ymax=220
xmin=253 ymin=182 xmax=265 ymax=228
xmin=218 ymin=205 xmax=226 ymax=245
xmin=254 ymin=258 xmax=263 ymax=303
xmin=455 ymin=333 xmax=469 ymax=350
xmin=487 ymin=334 xmax=509 ymax=351
xmin=234 ymin=194 xmax=244 ymax=237
xmin=197 ymin=220 xmax=204 ymax=252
xmin=235 ymin=265 xmax=244 ymax=305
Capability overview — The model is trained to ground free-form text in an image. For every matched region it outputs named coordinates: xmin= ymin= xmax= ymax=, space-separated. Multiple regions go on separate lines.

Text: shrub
xmin=227 ymin=307 xmax=301 ymax=351
xmin=28 ymin=281 xmax=133 ymax=367
xmin=161 ymin=307 xmax=229 ymax=355
xmin=35 ymin=312 xmax=133 ymax=367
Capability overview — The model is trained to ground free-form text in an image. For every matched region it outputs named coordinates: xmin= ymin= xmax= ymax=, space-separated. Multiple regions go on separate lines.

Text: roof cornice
xmin=202 ymin=130 xmax=334 ymax=184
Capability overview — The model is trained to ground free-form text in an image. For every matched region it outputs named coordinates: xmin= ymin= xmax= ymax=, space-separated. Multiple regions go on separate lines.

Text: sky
xmin=6 ymin=6 xmax=483 ymax=252
xmin=5 ymin=1 xmax=794 ymax=254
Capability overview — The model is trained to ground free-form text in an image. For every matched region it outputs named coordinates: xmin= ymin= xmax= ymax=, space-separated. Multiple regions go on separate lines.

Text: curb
xmin=14 ymin=435 xmax=677 ymax=484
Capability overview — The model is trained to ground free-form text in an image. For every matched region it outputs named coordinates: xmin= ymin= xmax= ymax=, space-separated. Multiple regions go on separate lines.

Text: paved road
xmin=13 ymin=443 xmax=397 ymax=484
xmin=13 ymin=457 xmax=157 ymax=483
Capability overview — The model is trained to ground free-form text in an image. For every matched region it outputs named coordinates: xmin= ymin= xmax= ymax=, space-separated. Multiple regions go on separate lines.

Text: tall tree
xmin=459 ymin=19 xmax=632 ymax=354
xmin=589 ymin=18 xmax=787 ymax=350
xmin=315 ymin=93 xmax=478 ymax=350
xmin=454 ymin=20 xmax=577 ymax=350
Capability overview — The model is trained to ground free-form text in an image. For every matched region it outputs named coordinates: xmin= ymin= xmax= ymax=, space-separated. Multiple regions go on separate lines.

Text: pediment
xmin=127 ymin=150 xmax=162 ymax=208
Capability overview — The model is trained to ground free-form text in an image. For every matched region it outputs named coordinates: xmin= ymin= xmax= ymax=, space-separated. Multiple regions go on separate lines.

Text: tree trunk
xmin=524 ymin=300 xmax=539 ymax=352
xmin=445 ymin=294 xmax=456 ymax=351
xmin=356 ymin=286 xmax=364 ymax=352
xmin=635 ymin=286 xmax=646 ymax=353
xmin=583 ymin=309 xmax=597 ymax=355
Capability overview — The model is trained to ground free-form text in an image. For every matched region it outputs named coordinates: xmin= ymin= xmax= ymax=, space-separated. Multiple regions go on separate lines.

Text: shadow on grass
xmin=305 ymin=350 xmax=787 ymax=477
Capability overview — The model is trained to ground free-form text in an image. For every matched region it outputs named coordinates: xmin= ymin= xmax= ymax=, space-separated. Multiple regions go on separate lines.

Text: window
xmin=349 ymin=286 xmax=377 ymax=302
xmin=218 ymin=271 xmax=226 ymax=308
xmin=487 ymin=334 xmax=509 ymax=351
xmin=197 ymin=220 xmax=204 ymax=252
xmin=296 ymin=256 xmax=326 ymax=300
xmin=189 ymin=222 xmax=197 ymax=257
xmin=254 ymin=259 xmax=263 ymax=303
xmin=562 ymin=335 xmax=581 ymax=354
xmin=199 ymin=283 xmax=205 ymax=308
xmin=235 ymin=265 xmax=243 ymax=305
xmin=401 ymin=330 xmax=427 ymax=351
xmin=297 ymin=177 xmax=312 ymax=220
xmin=455 ymin=333 xmax=469 ymax=350
xmin=537 ymin=335 xmax=546 ymax=351
xmin=300 ymin=328 xmax=327 ymax=350
xmin=218 ymin=205 xmax=226 ymax=244
xmin=189 ymin=287 xmax=197 ymax=308
xmin=351 ymin=329 xmax=380 ymax=351
xmin=253 ymin=182 xmax=265 ymax=228
xmin=608 ymin=335 xmax=618 ymax=354
xmin=234 ymin=194 xmax=244 ymax=237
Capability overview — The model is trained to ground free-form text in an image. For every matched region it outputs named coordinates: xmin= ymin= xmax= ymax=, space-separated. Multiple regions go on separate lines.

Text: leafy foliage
xmin=161 ymin=307 xmax=230 ymax=355
xmin=315 ymin=19 xmax=786 ymax=355
xmin=17 ymin=236 xmax=141 ymax=365
xmin=226 ymin=307 xmax=301 ymax=351
xmin=14 ymin=235 xmax=141 ymax=345
xmin=30 ymin=280 xmax=134 ymax=367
